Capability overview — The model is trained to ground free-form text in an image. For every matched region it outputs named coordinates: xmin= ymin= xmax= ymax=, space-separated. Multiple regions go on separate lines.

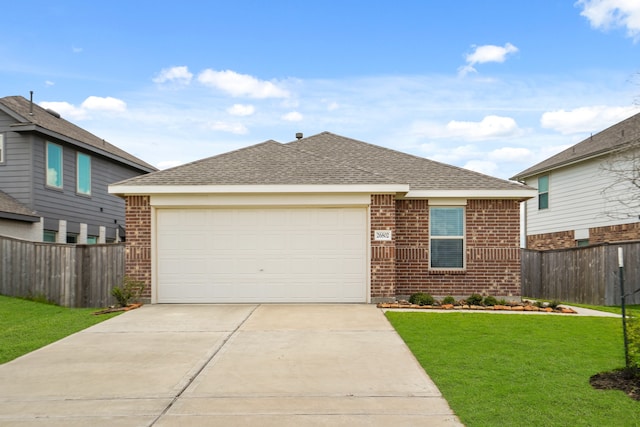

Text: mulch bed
xmin=93 ymin=303 xmax=143 ymax=315
xmin=590 ymin=369 xmax=640 ymax=400
xmin=377 ymin=302 xmax=577 ymax=314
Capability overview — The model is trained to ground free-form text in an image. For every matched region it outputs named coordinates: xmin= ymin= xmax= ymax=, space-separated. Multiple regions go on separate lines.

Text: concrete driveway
xmin=0 ymin=304 xmax=462 ymax=426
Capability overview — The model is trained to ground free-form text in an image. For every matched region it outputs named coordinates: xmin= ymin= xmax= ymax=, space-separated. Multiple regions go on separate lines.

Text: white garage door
xmin=156 ymin=207 xmax=368 ymax=303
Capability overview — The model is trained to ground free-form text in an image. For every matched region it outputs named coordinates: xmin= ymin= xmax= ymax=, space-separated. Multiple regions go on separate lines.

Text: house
xmin=109 ymin=132 xmax=536 ymax=304
xmin=511 ymin=112 xmax=640 ymax=250
xmin=0 ymin=95 xmax=156 ymax=243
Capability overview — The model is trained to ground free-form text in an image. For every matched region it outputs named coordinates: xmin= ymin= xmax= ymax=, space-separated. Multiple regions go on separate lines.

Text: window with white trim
xmin=76 ymin=152 xmax=91 ymax=195
xmin=538 ymin=174 xmax=549 ymax=210
xmin=429 ymin=206 xmax=465 ymax=269
xmin=0 ymin=133 xmax=4 ymax=163
xmin=46 ymin=142 xmax=63 ymax=188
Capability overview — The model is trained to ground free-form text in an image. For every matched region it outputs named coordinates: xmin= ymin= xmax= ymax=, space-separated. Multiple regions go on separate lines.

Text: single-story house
xmin=109 ymin=132 xmax=536 ymax=303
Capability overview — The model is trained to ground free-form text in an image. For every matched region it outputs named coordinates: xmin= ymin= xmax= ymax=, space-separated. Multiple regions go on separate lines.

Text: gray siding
xmin=0 ymin=114 xmax=34 ymax=207
xmin=32 ymin=137 xmax=144 ymax=239
xmin=0 ymin=109 xmax=150 ymax=241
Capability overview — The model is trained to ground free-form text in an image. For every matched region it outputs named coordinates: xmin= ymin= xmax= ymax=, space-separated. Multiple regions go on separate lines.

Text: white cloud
xmin=198 ymin=69 xmax=290 ymax=98
xmin=227 ymin=104 xmax=255 ymax=116
xmin=576 ymin=0 xmax=640 ymax=41
xmin=488 ymin=147 xmax=534 ymax=162
xmin=44 ymin=80 xmax=55 ymax=87
xmin=81 ymin=96 xmax=127 ymax=112
xmin=206 ymin=121 xmax=249 ymax=135
xmin=153 ymin=66 xmax=193 ymax=84
xmin=72 ymin=46 xmax=83 ymax=54
xmin=459 ymin=43 xmax=519 ymax=76
xmin=463 ymin=160 xmax=498 ymax=176
xmin=446 ymin=115 xmax=521 ymax=140
xmin=282 ymin=111 xmax=303 ymax=122
xmin=39 ymin=101 xmax=86 ymax=120
xmin=540 ymin=105 xmax=639 ymax=134
xmin=39 ymin=96 xmax=126 ymax=120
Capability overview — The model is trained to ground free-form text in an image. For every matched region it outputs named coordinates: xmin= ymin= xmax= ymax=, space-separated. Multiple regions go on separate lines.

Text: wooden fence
xmin=0 ymin=235 xmax=125 ymax=308
xmin=522 ymin=241 xmax=640 ymax=306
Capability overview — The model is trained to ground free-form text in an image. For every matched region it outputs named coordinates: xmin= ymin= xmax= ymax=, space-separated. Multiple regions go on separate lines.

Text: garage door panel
xmin=156 ymin=207 xmax=367 ymax=303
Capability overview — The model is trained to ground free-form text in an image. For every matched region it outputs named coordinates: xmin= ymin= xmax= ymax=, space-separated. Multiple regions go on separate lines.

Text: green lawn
xmin=0 ymin=295 xmax=120 ymax=364
xmin=387 ymin=312 xmax=640 ymax=427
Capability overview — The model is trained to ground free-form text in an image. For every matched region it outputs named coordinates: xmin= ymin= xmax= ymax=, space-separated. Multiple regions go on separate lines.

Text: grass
xmin=387 ymin=312 xmax=640 ymax=427
xmin=0 ymin=295 xmax=121 ymax=364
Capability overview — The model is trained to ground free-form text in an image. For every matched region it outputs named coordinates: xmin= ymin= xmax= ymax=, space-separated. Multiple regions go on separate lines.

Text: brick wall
xmin=124 ymin=195 xmax=152 ymax=299
xmin=395 ymin=199 xmax=521 ymax=299
xmin=370 ymin=194 xmax=396 ymax=300
xmin=528 ymin=223 xmax=640 ymax=250
xmin=526 ymin=230 xmax=575 ymax=250
xmin=590 ymin=222 xmax=640 ymax=244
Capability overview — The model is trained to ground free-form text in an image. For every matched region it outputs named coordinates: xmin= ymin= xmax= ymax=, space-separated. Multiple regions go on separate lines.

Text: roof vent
xmin=295 ymin=132 xmax=303 ymax=140
xmin=45 ymin=108 xmax=61 ymax=119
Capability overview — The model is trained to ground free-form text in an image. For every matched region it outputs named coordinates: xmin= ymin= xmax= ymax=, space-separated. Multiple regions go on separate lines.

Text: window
xmin=0 ymin=133 xmax=4 ymax=163
xmin=43 ymin=230 xmax=57 ymax=242
xmin=76 ymin=153 xmax=91 ymax=195
xmin=430 ymin=207 xmax=465 ymax=269
xmin=87 ymin=236 xmax=98 ymax=244
xmin=46 ymin=142 xmax=63 ymax=188
xmin=538 ymin=175 xmax=549 ymax=210
xmin=66 ymin=233 xmax=78 ymax=244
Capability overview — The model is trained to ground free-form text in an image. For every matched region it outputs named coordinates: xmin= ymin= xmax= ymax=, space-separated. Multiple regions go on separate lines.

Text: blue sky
xmin=2 ymin=0 xmax=640 ymax=179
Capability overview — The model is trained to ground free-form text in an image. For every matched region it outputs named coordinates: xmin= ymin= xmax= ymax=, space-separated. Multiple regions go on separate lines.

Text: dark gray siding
xmin=31 ymin=136 xmax=145 ymax=240
xmin=0 ymin=112 xmax=34 ymax=207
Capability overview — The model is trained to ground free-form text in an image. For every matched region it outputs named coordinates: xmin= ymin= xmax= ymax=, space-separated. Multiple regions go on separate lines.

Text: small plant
xmin=466 ymin=294 xmax=483 ymax=306
xmin=409 ymin=292 xmax=435 ymax=306
xmin=549 ymin=300 xmax=561 ymax=309
xmin=483 ymin=295 xmax=498 ymax=306
xmin=534 ymin=300 xmax=545 ymax=308
xmin=442 ymin=296 xmax=456 ymax=305
xmin=497 ymin=298 xmax=507 ymax=306
xmin=111 ymin=277 xmax=144 ymax=307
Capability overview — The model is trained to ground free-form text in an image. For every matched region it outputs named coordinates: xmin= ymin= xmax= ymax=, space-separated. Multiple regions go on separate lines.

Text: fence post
xmin=618 ymin=247 xmax=630 ymax=369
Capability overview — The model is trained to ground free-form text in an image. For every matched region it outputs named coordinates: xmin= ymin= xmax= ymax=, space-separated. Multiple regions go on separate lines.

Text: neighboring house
xmin=512 ymin=112 xmax=640 ymax=250
xmin=110 ymin=132 xmax=535 ymax=304
xmin=0 ymin=95 xmax=156 ymax=243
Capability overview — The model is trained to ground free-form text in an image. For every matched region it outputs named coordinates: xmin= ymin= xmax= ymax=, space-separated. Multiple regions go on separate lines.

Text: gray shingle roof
xmin=0 ymin=95 xmax=156 ymax=172
xmin=114 ymin=132 xmax=530 ymax=193
xmin=511 ymin=111 xmax=640 ymax=181
xmin=115 ymin=139 xmax=400 ymax=186
xmin=0 ymin=190 xmax=39 ymax=222
xmin=288 ymin=132 xmax=527 ymax=191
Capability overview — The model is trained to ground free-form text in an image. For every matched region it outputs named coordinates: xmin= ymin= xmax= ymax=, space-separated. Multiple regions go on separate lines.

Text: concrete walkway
xmin=0 ymin=304 xmax=462 ymax=426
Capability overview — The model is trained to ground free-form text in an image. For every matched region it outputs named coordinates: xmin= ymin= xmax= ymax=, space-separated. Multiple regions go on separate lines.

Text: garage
xmin=155 ymin=206 xmax=368 ymax=303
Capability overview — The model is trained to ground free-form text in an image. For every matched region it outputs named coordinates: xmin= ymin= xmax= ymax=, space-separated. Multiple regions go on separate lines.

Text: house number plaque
xmin=374 ymin=230 xmax=392 ymax=241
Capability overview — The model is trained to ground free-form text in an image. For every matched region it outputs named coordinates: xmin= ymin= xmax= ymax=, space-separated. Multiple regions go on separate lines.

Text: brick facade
xmin=394 ymin=199 xmax=521 ymax=300
xmin=124 ymin=195 xmax=522 ymax=302
xmin=124 ymin=195 xmax=152 ymax=299
xmin=528 ymin=222 xmax=640 ymax=250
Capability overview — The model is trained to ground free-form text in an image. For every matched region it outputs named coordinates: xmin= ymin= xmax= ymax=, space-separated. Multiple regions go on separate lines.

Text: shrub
xmin=442 ymin=296 xmax=456 ymax=305
xmin=549 ymin=300 xmax=561 ymax=309
xmin=466 ymin=294 xmax=483 ymax=306
xmin=497 ymin=298 xmax=507 ymax=306
xmin=111 ymin=277 xmax=144 ymax=307
xmin=409 ymin=292 xmax=435 ymax=306
xmin=483 ymin=295 xmax=498 ymax=306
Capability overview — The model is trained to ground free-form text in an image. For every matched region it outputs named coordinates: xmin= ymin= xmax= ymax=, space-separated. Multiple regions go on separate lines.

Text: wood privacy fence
xmin=522 ymin=241 xmax=640 ymax=306
xmin=0 ymin=235 xmax=124 ymax=308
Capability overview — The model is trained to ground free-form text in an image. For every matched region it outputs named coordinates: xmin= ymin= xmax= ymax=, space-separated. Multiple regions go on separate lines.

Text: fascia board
xmin=402 ymin=189 xmax=537 ymax=200
xmin=108 ymin=184 xmax=410 ymax=196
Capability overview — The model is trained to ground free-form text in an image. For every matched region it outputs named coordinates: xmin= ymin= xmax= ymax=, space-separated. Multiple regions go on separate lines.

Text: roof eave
xmin=402 ymin=189 xmax=537 ymax=201
xmin=0 ymin=211 xmax=41 ymax=222
xmin=108 ymin=183 xmax=411 ymax=197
